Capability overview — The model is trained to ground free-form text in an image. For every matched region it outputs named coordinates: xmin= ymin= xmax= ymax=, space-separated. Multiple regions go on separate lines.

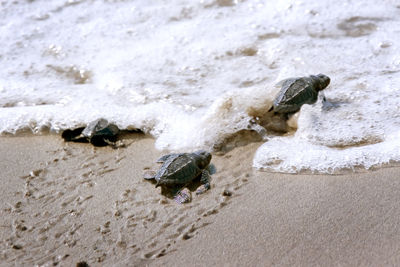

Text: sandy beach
xmin=1 ymin=133 xmax=400 ymax=266
xmin=1 ymin=0 xmax=400 ymax=266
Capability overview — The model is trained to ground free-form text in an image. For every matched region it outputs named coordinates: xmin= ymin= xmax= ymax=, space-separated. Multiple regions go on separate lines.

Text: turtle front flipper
xmin=196 ymin=169 xmax=211 ymax=195
xmin=174 ymin=188 xmax=192 ymax=204
xmin=103 ymin=139 xmax=126 ymax=149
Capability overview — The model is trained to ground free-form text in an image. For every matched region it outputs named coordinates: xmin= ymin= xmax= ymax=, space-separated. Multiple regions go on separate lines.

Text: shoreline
xmin=1 ymin=134 xmax=400 ymax=266
xmin=3 ymin=131 xmax=399 ymax=174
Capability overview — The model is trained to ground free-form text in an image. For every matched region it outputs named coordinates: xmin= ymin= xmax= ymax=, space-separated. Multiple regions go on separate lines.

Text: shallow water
xmin=1 ymin=0 xmax=399 ymax=173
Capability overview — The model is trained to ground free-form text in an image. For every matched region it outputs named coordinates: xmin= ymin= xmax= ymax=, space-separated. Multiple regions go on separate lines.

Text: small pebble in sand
xmin=76 ymin=261 xmax=89 ymax=267
xmin=222 ymin=189 xmax=232 ymax=196
xmin=159 ymin=198 xmax=169 ymax=204
xmin=182 ymin=233 xmax=192 ymax=240
xmin=30 ymin=169 xmax=42 ymax=177
xmin=114 ymin=210 xmax=121 ymax=217
xmin=12 ymin=244 xmax=23 ymax=250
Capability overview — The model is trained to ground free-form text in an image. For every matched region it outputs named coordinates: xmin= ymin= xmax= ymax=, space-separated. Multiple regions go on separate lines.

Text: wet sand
xmin=1 ymin=134 xmax=400 ymax=266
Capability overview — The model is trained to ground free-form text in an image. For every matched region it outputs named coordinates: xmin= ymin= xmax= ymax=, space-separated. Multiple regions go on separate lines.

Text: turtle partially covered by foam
xmin=143 ymin=151 xmax=212 ymax=204
xmin=271 ymin=74 xmax=330 ymax=115
xmin=62 ymin=118 xmax=120 ymax=147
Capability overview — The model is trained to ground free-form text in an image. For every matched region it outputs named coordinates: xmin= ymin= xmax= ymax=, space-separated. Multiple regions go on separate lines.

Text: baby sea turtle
xmin=270 ymin=73 xmax=330 ymax=115
xmin=143 ymin=151 xmax=212 ymax=204
xmin=62 ymin=118 xmax=120 ymax=147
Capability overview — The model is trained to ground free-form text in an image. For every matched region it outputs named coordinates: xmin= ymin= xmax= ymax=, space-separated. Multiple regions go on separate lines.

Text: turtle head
xmin=193 ymin=150 xmax=212 ymax=169
xmin=314 ymin=74 xmax=330 ymax=91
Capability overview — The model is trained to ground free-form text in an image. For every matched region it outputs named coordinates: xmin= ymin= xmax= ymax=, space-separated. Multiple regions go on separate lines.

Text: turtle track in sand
xmin=0 ymin=134 xmax=255 ymax=266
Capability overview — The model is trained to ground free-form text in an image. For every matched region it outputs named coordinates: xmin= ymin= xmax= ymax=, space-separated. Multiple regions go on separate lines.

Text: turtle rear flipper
xmin=143 ymin=170 xmax=157 ymax=180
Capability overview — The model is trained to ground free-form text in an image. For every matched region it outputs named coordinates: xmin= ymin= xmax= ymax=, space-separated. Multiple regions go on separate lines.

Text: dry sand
xmin=1 ymin=133 xmax=400 ymax=266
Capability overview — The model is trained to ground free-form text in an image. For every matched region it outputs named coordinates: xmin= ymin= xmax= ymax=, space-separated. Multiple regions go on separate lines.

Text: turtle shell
xmin=82 ymin=118 xmax=119 ymax=145
xmin=273 ymin=77 xmax=319 ymax=114
xmin=155 ymin=153 xmax=201 ymax=187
